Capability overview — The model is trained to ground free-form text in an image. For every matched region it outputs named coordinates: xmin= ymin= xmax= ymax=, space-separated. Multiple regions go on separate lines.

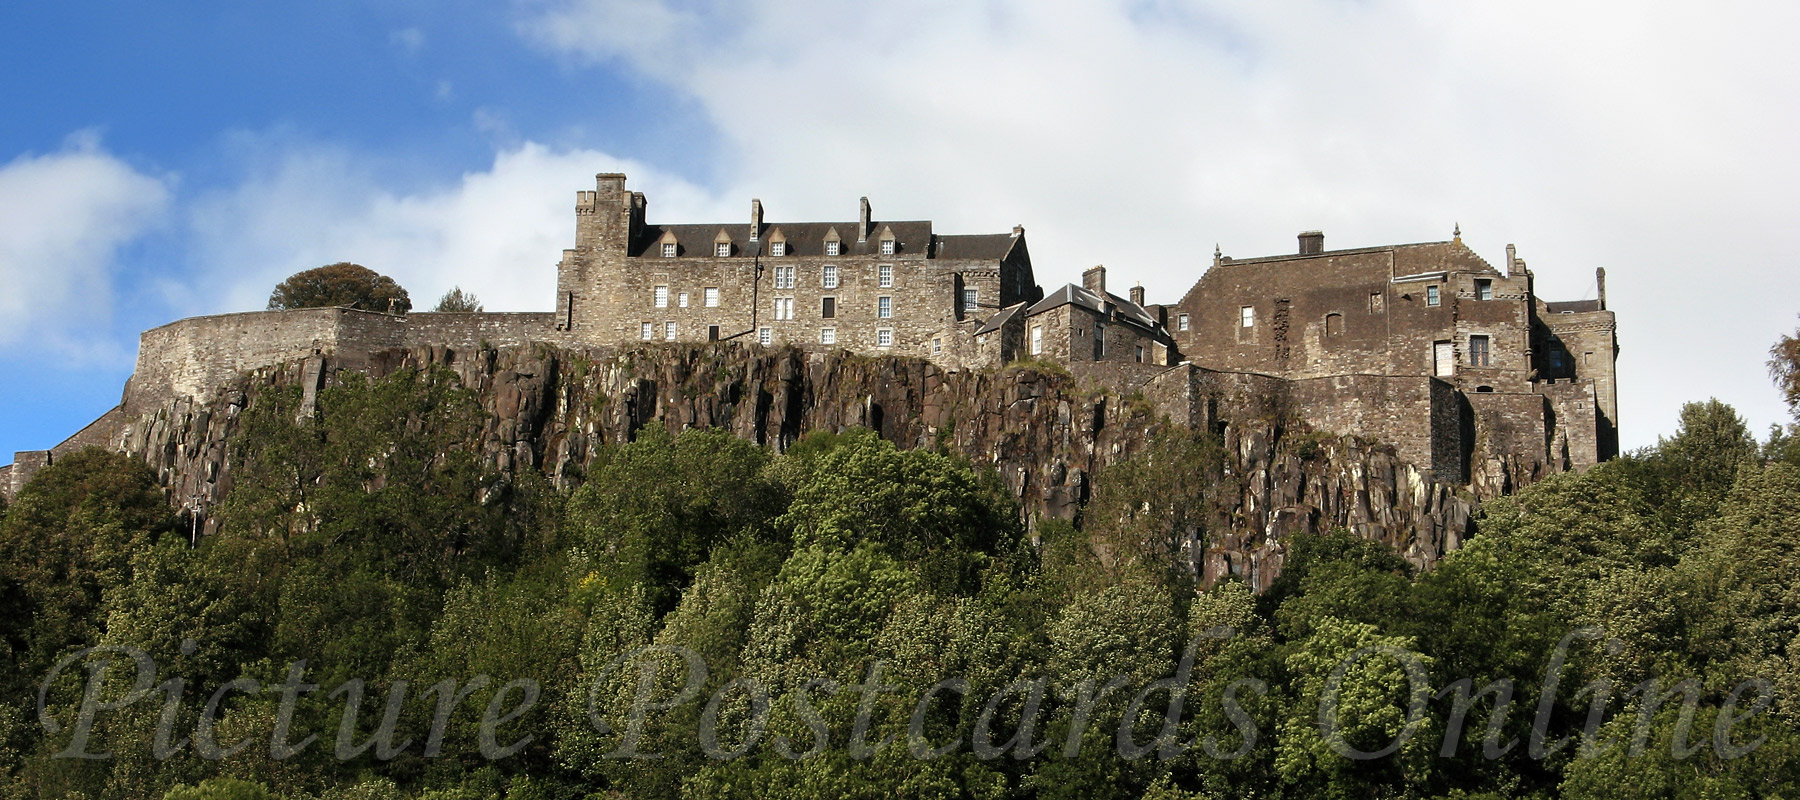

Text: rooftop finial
xmin=1453 ymin=222 xmax=1461 ymax=242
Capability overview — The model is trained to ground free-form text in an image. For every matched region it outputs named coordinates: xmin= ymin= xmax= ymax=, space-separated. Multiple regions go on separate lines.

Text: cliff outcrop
xmin=103 ymin=342 xmax=1476 ymax=586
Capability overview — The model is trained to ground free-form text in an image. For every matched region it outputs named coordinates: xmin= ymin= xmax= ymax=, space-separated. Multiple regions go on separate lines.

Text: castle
xmin=1 ymin=173 xmax=1618 ymax=501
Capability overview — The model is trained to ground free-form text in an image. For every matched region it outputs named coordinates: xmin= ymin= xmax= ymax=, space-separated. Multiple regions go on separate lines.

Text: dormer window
xmin=770 ymin=241 xmax=786 ymax=257
xmin=826 ymin=241 xmax=841 ymax=256
xmin=715 ymin=242 xmax=731 ymax=257
xmin=658 ymin=230 xmax=679 ymax=258
xmin=880 ymin=238 xmax=895 ymax=256
xmin=661 ymin=242 xmax=676 ymax=258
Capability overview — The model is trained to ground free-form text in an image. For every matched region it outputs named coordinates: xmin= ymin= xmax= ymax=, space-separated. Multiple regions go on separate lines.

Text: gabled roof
xmin=934 ymin=233 xmax=1018 ymax=261
xmin=1025 ymin=283 xmax=1162 ymax=333
xmin=975 ymin=301 xmax=1028 ymax=335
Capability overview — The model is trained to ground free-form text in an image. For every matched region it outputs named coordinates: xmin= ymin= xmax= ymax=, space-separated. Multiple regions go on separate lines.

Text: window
xmin=878 ymin=264 xmax=894 ymax=288
xmin=822 ymin=264 xmax=839 ymax=289
xmin=1177 ymin=313 xmax=1189 ymax=332
xmin=758 ymin=327 xmax=772 ymax=346
xmin=704 ymin=287 xmax=720 ymax=307
xmin=1093 ymin=321 xmax=1106 ymax=359
xmin=661 ymin=242 xmax=677 ymax=258
xmin=770 ymin=241 xmax=786 ymax=257
xmin=773 ymin=297 xmax=794 ymax=321
xmin=826 ymin=241 xmax=841 ymax=257
xmin=821 ymin=297 xmax=835 ymax=319
xmin=653 ymin=285 xmax=669 ymax=308
xmin=1426 ymin=285 xmax=1440 ymax=307
xmin=707 ymin=325 xmax=719 ymax=341
xmin=1030 ymin=325 xmax=1043 ymax=355
xmin=877 ymin=328 xmax=894 ymax=347
xmin=774 ymin=265 xmax=794 ymax=289
xmin=715 ymin=242 xmax=731 ymax=257
xmin=664 ymin=321 xmax=676 ymax=341
xmin=640 ymin=322 xmax=653 ymax=340
xmin=1469 ymin=335 xmax=1491 ymax=367
xmin=1369 ymin=292 xmax=1384 ymax=313
xmin=1135 ymin=345 xmax=1144 ymax=363
xmin=1433 ymin=341 xmax=1454 ymax=377
xmin=1325 ymin=312 xmax=1344 ymax=337
xmin=933 ymin=338 xmax=942 ymax=354
xmin=1476 ymin=279 xmax=1493 ymax=301
xmin=820 ymin=328 xmax=836 ymax=345
xmin=1240 ymin=306 xmax=1255 ymax=327
xmin=880 ymin=239 xmax=896 ymax=256
xmin=878 ymin=296 xmax=892 ymax=319
xmin=1548 ymin=349 xmax=1565 ymax=371
xmin=677 ymin=291 xmax=689 ymax=308
xmin=963 ymin=288 xmax=978 ymax=312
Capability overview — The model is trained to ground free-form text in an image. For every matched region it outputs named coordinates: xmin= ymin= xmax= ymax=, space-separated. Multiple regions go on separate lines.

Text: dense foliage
xmin=434 ymin=289 xmax=483 ymax=314
xmin=3 ymin=347 xmax=1799 ymax=798
xmin=267 ymin=263 xmax=412 ymax=314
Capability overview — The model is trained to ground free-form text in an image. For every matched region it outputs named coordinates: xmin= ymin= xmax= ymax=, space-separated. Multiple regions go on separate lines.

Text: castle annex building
xmin=1 ymin=173 xmax=1618 ymax=501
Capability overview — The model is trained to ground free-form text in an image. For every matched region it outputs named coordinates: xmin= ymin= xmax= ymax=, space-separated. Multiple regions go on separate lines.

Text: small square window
xmin=880 ymin=239 xmax=896 ymax=256
xmin=653 ymin=285 xmax=668 ymax=308
xmin=1177 ymin=313 xmax=1189 ymax=332
xmin=1426 ymin=285 xmax=1441 ymax=307
xmin=704 ymin=288 xmax=720 ymax=308
xmin=715 ymin=242 xmax=731 ymax=257
xmin=661 ymin=242 xmax=676 ymax=258
xmin=878 ymin=296 xmax=892 ymax=319
xmin=1240 ymin=306 xmax=1255 ymax=328
xmin=770 ymin=241 xmax=786 ymax=257
xmin=664 ymin=321 xmax=676 ymax=341
xmin=878 ymin=264 xmax=894 ymax=288
xmin=877 ymin=328 xmax=893 ymax=347
xmin=758 ymin=327 xmax=772 ymax=346
xmin=820 ymin=327 xmax=836 ymax=345
xmin=826 ymin=241 xmax=840 ymax=257
xmin=1476 ymin=279 xmax=1493 ymax=301
xmin=821 ymin=296 xmax=835 ymax=319
xmin=822 ymin=265 xmax=838 ymax=289
xmin=678 ymin=291 xmax=689 ymax=308
xmin=640 ymin=322 xmax=653 ymax=340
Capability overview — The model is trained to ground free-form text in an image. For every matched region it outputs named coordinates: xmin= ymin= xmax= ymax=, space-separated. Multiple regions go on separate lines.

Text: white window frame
xmin=758 ymin=327 xmax=772 ymax=346
xmin=826 ymin=241 xmax=841 ymax=257
xmin=933 ymin=337 xmax=942 ymax=354
xmin=876 ymin=328 xmax=894 ymax=347
xmin=1030 ymin=325 xmax=1043 ymax=355
xmin=880 ymin=239 xmax=896 ymax=256
xmin=715 ymin=242 xmax=731 ymax=257
xmin=661 ymin=242 xmax=677 ymax=258
xmin=822 ymin=264 xmax=839 ymax=289
xmin=677 ymin=291 xmax=689 ymax=308
xmin=653 ymin=285 xmax=669 ymax=308
xmin=704 ymin=287 xmax=720 ymax=308
xmin=774 ymin=265 xmax=795 ymax=290
xmin=1177 ymin=313 xmax=1189 ymax=332
xmin=878 ymin=264 xmax=894 ymax=288
xmin=820 ymin=327 xmax=836 ymax=345
xmin=664 ymin=321 xmax=676 ymax=341
xmin=878 ymin=296 xmax=892 ymax=319
xmin=962 ymin=287 xmax=978 ymax=312
xmin=1240 ymin=306 xmax=1255 ymax=328
xmin=640 ymin=322 xmax=654 ymax=340
xmin=1476 ymin=279 xmax=1493 ymax=301
xmin=1426 ymin=285 xmax=1441 ymax=307
xmin=774 ymin=297 xmax=794 ymax=321
xmin=770 ymin=241 xmax=786 ymax=257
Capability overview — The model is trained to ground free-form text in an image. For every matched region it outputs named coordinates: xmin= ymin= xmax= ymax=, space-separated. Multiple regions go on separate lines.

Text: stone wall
xmin=1466 ymin=390 xmax=1553 ymax=495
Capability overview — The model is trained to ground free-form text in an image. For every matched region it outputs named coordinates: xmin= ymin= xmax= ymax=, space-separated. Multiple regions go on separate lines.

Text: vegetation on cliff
xmin=1 ymin=331 xmax=1799 ymax=799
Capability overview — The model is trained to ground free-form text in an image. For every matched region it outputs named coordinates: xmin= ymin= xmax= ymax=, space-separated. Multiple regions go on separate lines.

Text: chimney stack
xmin=1298 ymin=230 xmax=1324 ymax=255
xmin=1596 ymin=267 xmax=1607 ymax=310
xmin=1506 ymin=243 xmax=1517 ymax=275
xmin=1012 ymin=224 xmax=1024 ymax=238
xmin=858 ymin=197 xmax=871 ymax=242
xmin=1129 ymin=284 xmax=1145 ymax=307
xmin=750 ymin=198 xmax=763 ymax=239
xmin=1083 ymin=265 xmax=1107 ymax=295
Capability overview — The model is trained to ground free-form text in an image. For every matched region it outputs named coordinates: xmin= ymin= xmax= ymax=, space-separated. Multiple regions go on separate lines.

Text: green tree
xmin=1645 ymin=400 xmax=1759 ymax=533
xmin=432 ymin=287 xmax=483 ymax=313
xmin=1770 ymin=318 xmax=1800 ymax=412
xmin=267 ymin=262 xmax=411 ymax=314
xmin=162 ymin=777 xmax=281 ymax=800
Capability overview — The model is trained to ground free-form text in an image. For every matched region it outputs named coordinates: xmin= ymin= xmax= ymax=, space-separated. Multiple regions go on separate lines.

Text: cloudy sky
xmin=2 ymin=0 xmax=1796 ymax=459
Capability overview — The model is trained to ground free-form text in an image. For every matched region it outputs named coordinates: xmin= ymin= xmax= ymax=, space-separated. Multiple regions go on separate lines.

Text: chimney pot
xmin=1298 ymin=230 xmax=1324 ymax=255
xmin=1129 ymin=284 xmax=1145 ymax=306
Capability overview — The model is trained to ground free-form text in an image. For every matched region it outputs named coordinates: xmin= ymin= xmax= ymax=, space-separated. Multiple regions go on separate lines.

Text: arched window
xmin=1325 ymin=312 xmax=1344 ymax=336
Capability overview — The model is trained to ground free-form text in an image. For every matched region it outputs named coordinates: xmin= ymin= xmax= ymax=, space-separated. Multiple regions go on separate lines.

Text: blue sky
xmin=3 ymin=0 xmax=1798 ymax=461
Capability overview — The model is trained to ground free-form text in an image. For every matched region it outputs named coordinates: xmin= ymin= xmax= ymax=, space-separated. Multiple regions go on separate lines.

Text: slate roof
xmin=975 ymin=301 xmax=1028 ymax=335
xmin=934 ymin=233 xmax=1018 ymax=261
xmin=1025 ymin=284 xmax=1162 ymax=333
xmin=631 ymin=221 xmax=935 ymax=258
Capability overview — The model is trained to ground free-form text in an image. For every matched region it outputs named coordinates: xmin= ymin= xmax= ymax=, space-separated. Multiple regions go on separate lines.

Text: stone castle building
xmin=1 ymin=173 xmax=1618 ymax=501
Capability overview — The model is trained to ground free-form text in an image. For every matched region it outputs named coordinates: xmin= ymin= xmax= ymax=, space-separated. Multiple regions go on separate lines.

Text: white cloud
xmin=0 ymin=134 xmax=168 ymax=359
xmin=517 ymin=0 xmax=1800 ymax=447
xmin=186 ymin=138 xmax=736 ymax=318
xmin=390 ymin=27 xmax=427 ymax=55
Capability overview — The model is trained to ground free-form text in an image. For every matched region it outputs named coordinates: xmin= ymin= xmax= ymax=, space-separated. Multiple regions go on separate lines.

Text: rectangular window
xmin=715 ymin=242 xmax=731 ymax=257
xmin=664 ymin=321 xmax=676 ymax=341
xmin=704 ymin=287 xmax=720 ymax=307
xmin=822 ymin=265 xmax=838 ymax=289
xmin=1030 ymin=325 xmax=1043 ymax=355
xmin=1093 ymin=321 xmax=1106 ymax=360
xmin=1369 ymin=291 xmax=1384 ymax=313
xmin=878 ymin=264 xmax=894 ymax=288
xmin=933 ymin=338 xmax=942 ymax=354
xmin=661 ymin=242 xmax=676 ymax=258
xmin=1426 ymin=285 xmax=1441 ymax=307
xmin=774 ymin=265 xmax=795 ymax=290
xmin=1240 ymin=306 xmax=1255 ymax=327
xmin=1476 ymin=279 xmax=1493 ymax=301
xmin=881 ymin=239 xmax=896 ymax=256
xmin=758 ymin=327 xmax=772 ymax=346
xmin=877 ymin=328 xmax=893 ymax=347
xmin=653 ymin=285 xmax=668 ymax=308
xmin=878 ymin=296 xmax=892 ymax=319
xmin=1548 ymin=349 xmax=1565 ymax=371
xmin=1135 ymin=345 xmax=1144 ymax=363
xmin=1469 ymin=335 xmax=1491 ymax=367
xmin=963 ymin=288 xmax=978 ymax=312
xmin=770 ymin=241 xmax=786 ymax=257
xmin=1177 ymin=313 xmax=1189 ymax=332
xmin=821 ymin=296 xmax=836 ymax=318
xmin=677 ymin=291 xmax=689 ymax=308
xmin=1433 ymin=341 xmax=1455 ymax=377
xmin=774 ymin=297 xmax=794 ymax=321
xmin=641 ymin=322 xmax=653 ymax=341
xmin=826 ymin=241 xmax=840 ymax=256
xmin=820 ymin=327 xmax=836 ymax=345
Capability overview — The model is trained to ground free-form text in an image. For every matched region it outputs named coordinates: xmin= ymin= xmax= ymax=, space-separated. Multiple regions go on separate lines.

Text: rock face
xmin=112 ymin=342 xmax=1480 ymax=586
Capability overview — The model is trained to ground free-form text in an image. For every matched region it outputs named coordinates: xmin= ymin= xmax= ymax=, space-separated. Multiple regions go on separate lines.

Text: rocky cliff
xmin=111 ymin=342 xmax=1474 ymax=586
